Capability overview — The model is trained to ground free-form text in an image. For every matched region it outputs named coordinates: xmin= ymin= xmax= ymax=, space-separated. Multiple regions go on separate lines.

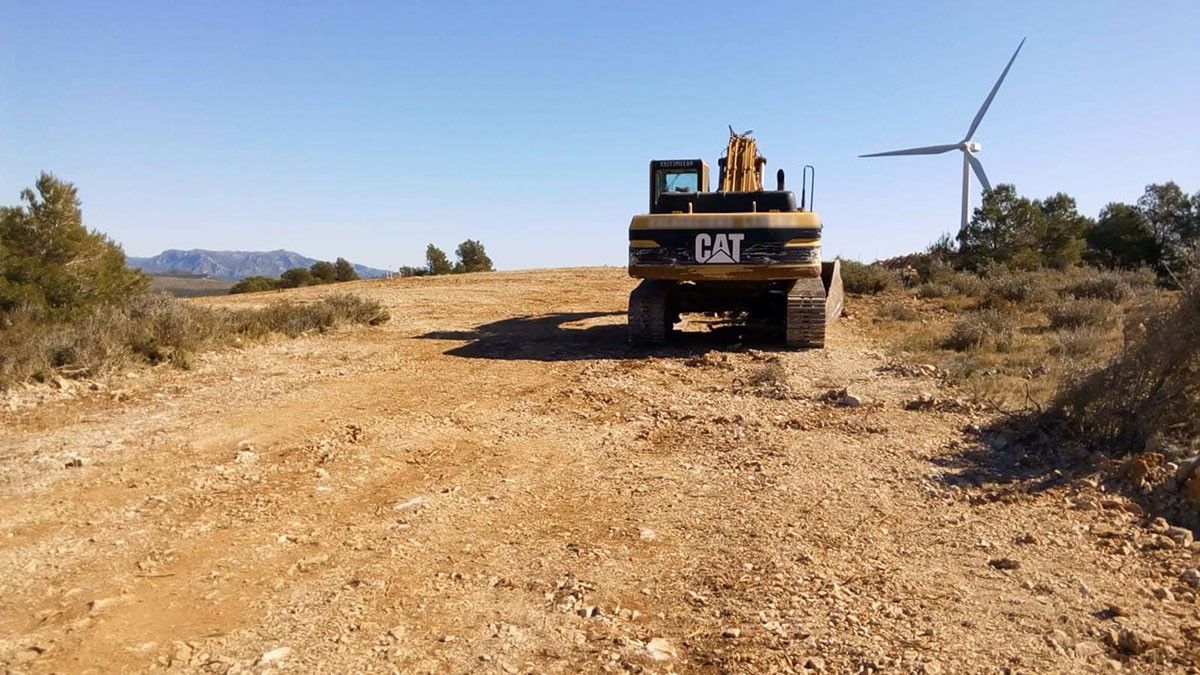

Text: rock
xmin=64 ymin=457 xmax=84 ymax=469
xmin=1073 ymin=640 xmax=1105 ymax=658
xmin=1165 ymin=526 xmax=1194 ymax=547
xmin=1151 ymin=585 xmax=1174 ymax=602
xmin=258 ymin=647 xmax=291 ymax=665
xmin=1121 ymin=453 xmax=1163 ymax=483
xmin=639 ymin=527 xmax=658 ymax=541
xmin=1180 ymin=569 xmax=1200 ymax=588
xmin=987 ymin=557 xmax=1021 ymax=571
xmin=1111 ymin=628 xmax=1155 ymax=655
xmin=235 ymin=450 xmax=258 ymax=464
xmin=838 ymin=390 xmax=863 ymax=408
xmin=922 ymin=661 xmax=943 ymax=675
xmin=645 ymin=637 xmax=676 ymax=661
xmin=1176 ymin=455 xmax=1200 ymax=484
xmin=803 ymin=656 xmax=826 ymax=671
xmin=1147 ymin=517 xmax=1170 ymax=534
xmin=394 ymin=496 xmax=428 ymax=510
xmin=904 ymin=392 xmax=936 ymax=411
xmin=721 ymin=627 xmax=741 ymax=639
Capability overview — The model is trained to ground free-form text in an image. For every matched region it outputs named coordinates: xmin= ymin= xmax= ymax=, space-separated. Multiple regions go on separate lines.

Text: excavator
xmin=627 ymin=128 xmax=843 ymax=347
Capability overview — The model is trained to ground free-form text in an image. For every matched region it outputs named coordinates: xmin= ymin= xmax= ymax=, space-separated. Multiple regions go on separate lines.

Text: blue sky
xmin=2 ymin=1 xmax=1198 ymax=270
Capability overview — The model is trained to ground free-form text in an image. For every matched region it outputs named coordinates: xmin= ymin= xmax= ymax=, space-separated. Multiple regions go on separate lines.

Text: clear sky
xmin=3 ymin=1 xmax=1198 ymax=270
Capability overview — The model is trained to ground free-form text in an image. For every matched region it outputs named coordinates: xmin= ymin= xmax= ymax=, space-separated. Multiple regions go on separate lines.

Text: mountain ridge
xmin=127 ymin=249 xmax=389 ymax=281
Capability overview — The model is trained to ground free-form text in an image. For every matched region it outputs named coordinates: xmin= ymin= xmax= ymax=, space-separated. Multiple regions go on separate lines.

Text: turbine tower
xmin=861 ymin=38 xmax=1026 ymax=230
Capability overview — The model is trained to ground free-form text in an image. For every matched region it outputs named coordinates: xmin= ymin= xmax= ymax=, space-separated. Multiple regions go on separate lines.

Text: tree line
xmin=398 ymin=240 xmax=494 ymax=277
xmin=231 ymin=258 xmax=359 ymax=294
xmin=937 ymin=181 xmax=1200 ymax=278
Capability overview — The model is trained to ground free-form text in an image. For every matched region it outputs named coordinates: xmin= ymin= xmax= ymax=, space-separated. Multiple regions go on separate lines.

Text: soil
xmin=1 ymin=268 xmax=1196 ymax=673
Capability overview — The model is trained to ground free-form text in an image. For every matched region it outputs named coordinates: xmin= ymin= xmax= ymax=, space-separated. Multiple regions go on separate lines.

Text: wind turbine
xmin=861 ymin=38 xmax=1026 ymax=230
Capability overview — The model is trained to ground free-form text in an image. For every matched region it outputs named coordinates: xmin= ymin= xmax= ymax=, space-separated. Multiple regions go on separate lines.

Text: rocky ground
xmin=1 ymin=268 xmax=1197 ymax=673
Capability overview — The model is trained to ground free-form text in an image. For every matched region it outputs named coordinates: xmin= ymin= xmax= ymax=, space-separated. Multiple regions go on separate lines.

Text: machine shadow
xmin=417 ymin=311 xmax=789 ymax=362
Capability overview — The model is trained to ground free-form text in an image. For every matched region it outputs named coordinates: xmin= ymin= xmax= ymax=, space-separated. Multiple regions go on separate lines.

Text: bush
xmin=1047 ymin=299 xmax=1119 ymax=330
xmin=878 ymin=302 xmax=920 ymax=321
xmin=1049 ymin=326 xmax=1109 ymax=358
xmin=1049 ymin=277 xmax=1200 ymax=453
xmin=942 ymin=309 xmax=1015 ymax=352
xmin=983 ymin=271 xmax=1054 ymax=308
xmin=230 ymin=276 xmax=280 ymax=294
xmin=840 ymin=260 xmax=896 ymax=295
xmin=1066 ymin=271 xmax=1131 ymax=303
xmin=915 ymin=283 xmax=953 ymax=299
xmin=0 ymin=293 xmax=389 ymax=389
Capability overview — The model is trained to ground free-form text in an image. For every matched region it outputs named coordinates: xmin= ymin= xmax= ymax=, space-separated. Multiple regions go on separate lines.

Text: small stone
xmin=258 ymin=647 xmax=291 ymax=664
xmin=645 ymin=637 xmax=676 ymax=661
xmin=1147 ymin=517 xmax=1170 ymax=534
xmin=1151 ymin=585 xmax=1174 ymax=602
xmin=721 ymin=627 xmax=741 ymax=639
xmin=922 ymin=661 xmax=943 ymax=675
xmin=1073 ymin=640 xmax=1104 ymax=658
xmin=1180 ymin=569 xmax=1200 ymax=588
xmin=1165 ymin=526 xmax=1194 ymax=547
xmin=987 ymin=557 xmax=1021 ymax=571
xmin=838 ymin=390 xmax=863 ymax=408
xmin=904 ymin=393 xmax=936 ymax=411
xmin=64 ymin=457 xmax=84 ymax=469
xmin=803 ymin=656 xmax=826 ymax=671
xmin=639 ymin=527 xmax=658 ymax=541
xmin=235 ymin=450 xmax=258 ymax=464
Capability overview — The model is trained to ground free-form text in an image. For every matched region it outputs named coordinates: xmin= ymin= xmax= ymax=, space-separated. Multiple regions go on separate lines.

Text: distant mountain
xmin=127 ymin=249 xmax=390 ymax=281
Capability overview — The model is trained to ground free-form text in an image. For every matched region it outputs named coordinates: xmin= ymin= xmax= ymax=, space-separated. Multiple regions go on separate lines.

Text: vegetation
xmin=426 ymin=244 xmax=453 ymax=275
xmin=399 ymin=240 xmax=495 ymax=277
xmin=839 ymin=259 xmax=896 ymax=295
xmin=1 ymin=173 xmax=147 ymax=319
xmin=229 ymin=256 xmax=361 ymax=294
xmin=943 ymin=180 xmax=1199 ymax=279
xmin=0 ymin=174 xmax=389 ymax=389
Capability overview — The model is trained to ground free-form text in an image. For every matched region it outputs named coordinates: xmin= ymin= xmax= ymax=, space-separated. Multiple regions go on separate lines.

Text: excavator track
xmin=785 ymin=260 xmax=844 ymax=349
xmin=628 ymin=280 xmax=671 ymax=344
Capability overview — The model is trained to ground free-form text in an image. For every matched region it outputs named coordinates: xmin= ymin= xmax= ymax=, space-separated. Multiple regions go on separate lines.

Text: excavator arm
xmin=718 ymin=127 xmax=766 ymax=192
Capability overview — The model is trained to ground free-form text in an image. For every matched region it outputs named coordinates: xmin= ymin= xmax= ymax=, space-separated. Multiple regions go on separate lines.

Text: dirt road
xmin=1 ymin=268 xmax=1195 ymax=673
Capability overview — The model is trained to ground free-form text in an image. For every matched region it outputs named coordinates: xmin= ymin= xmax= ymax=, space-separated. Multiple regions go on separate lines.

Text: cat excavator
xmin=627 ymin=128 xmax=843 ymax=347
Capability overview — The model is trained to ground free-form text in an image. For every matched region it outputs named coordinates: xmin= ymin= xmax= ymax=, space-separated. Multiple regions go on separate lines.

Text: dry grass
xmin=0 ymin=293 xmax=389 ymax=389
xmin=1050 ymin=278 xmax=1199 ymax=453
xmin=858 ymin=265 xmax=1169 ymax=410
xmin=1046 ymin=298 xmax=1120 ymax=330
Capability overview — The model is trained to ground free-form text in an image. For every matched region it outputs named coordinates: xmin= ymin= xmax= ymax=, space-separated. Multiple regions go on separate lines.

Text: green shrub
xmin=1066 ymin=271 xmax=1131 ymax=303
xmin=942 ymin=309 xmax=1015 ymax=352
xmin=230 ymin=276 xmax=280 ymax=294
xmin=1047 ymin=299 xmax=1119 ymax=330
xmin=840 ymin=260 xmax=896 ymax=295
xmin=983 ymin=271 xmax=1054 ymax=308
xmin=915 ymin=283 xmax=953 ymax=299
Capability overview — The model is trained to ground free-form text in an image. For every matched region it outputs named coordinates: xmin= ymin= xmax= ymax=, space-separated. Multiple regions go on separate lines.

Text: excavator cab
xmin=649 ymin=159 xmax=709 ymax=211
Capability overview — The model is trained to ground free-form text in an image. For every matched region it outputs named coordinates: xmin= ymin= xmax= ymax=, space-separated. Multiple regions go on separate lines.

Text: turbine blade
xmin=860 ymin=143 xmax=960 ymax=158
xmin=969 ymin=155 xmax=991 ymax=191
xmin=963 ymin=37 xmax=1026 ymax=141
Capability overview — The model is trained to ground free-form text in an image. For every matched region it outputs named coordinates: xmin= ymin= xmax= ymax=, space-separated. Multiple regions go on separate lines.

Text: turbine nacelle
xmin=962 ymin=141 xmax=981 ymax=153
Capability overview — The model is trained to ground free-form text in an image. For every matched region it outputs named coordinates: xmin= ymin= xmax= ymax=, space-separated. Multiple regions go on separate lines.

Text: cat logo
xmin=694 ymin=233 xmax=744 ymax=264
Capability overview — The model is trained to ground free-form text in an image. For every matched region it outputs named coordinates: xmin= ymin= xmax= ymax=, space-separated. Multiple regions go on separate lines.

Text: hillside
xmin=0 ymin=268 xmax=1193 ymax=672
xmin=127 ymin=249 xmax=389 ymax=280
